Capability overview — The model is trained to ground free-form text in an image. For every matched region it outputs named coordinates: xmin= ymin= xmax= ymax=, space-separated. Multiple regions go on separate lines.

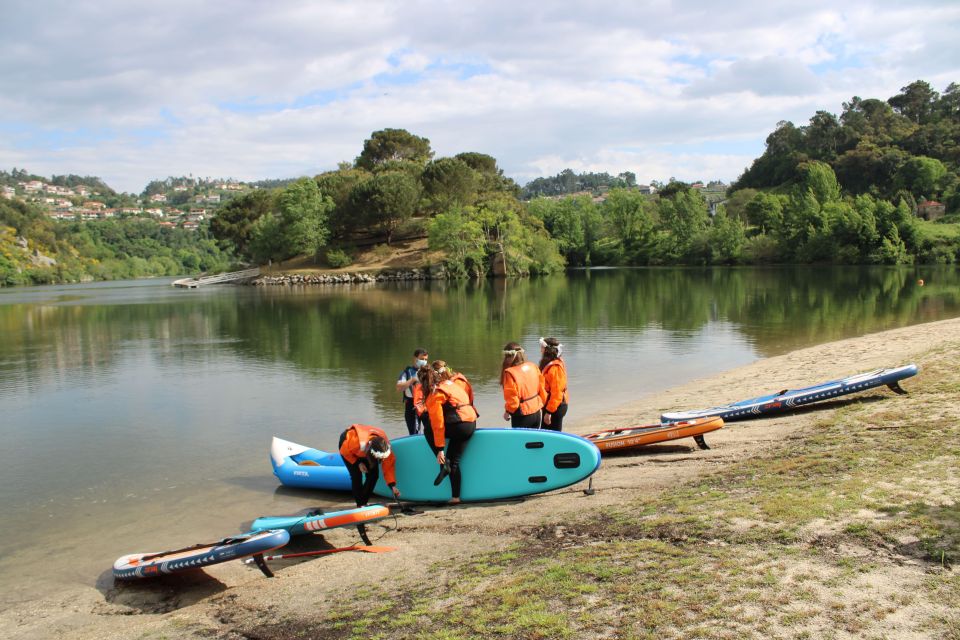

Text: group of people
xmin=338 ymin=338 xmax=570 ymax=507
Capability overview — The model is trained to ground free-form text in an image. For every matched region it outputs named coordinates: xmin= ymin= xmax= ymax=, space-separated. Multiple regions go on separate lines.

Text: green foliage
xmin=275 ymin=177 xmax=333 ymax=262
xmin=324 ymin=247 xmax=353 ymax=268
xmin=209 ymin=189 xmax=273 ymax=256
xmin=354 ymin=128 xmax=433 ymax=171
xmin=521 ymin=168 xmax=637 ymax=199
xmin=428 ymin=208 xmax=487 ymax=277
xmin=347 ymin=171 xmax=420 ymax=244
xmin=894 ymin=156 xmax=949 ymax=200
xmin=420 ymin=157 xmax=479 ymax=214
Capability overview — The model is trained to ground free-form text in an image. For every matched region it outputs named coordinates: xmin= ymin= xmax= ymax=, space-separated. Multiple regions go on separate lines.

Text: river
xmin=0 ymin=265 xmax=957 ymax=606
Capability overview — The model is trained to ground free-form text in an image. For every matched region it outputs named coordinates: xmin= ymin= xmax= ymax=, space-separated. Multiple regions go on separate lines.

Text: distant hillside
xmin=731 ymin=79 xmax=960 ymax=212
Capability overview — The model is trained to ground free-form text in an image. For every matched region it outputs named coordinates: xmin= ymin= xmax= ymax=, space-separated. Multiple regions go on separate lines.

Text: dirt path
xmin=3 ymin=317 xmax=958 ymax=640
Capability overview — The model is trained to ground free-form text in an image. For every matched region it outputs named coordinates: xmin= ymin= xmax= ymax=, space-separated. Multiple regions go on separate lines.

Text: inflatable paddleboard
xmin=249 ymin=504 xmax=391 ymax=536
xmin=272 ymin=430 xmax=601 ymax=502
xmin=584 ymin=416 xmax=724 ymax=453
xmin=113 ymin=529 xmax=290 ymax=580
xmin=661 ymin=363 xmax=918 ymax=423
xmin=271 ymin=436 xmax=352 ymax=491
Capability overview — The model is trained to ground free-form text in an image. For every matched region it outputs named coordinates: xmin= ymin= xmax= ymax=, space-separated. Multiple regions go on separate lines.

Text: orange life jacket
xmin=437 ymin=378 xmax=479 ymax=424
xmin=338 ymin=424 xmax=396 ymax=485
xmin=411 ymin=381 xmax=426 ymax=416
xmin=504 ymin=362 xmax=544 ymax=415
xmin=542 ymin=358 xmax=569 ymax=410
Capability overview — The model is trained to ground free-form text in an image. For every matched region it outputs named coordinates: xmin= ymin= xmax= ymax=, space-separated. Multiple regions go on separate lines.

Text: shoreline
xmin=2 ymin=316 xmax=959 ymax=639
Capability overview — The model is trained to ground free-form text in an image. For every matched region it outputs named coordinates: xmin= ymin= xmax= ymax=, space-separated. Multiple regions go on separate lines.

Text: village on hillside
xmin=0 ymin=176 xmax=251 ymax=230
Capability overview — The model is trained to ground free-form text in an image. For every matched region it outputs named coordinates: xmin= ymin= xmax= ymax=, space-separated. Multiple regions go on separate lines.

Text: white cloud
xmin=0 ymin=0 xmax=957 ymax=192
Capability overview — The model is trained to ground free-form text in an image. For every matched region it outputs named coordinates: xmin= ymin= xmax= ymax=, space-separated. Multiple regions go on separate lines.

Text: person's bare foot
xmin=447 ymin=497 xmax=461 ymax=505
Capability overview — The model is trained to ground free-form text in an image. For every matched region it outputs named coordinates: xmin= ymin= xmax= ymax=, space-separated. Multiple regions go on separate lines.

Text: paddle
xmin=245 ymin=545 xmax=396 ymax=563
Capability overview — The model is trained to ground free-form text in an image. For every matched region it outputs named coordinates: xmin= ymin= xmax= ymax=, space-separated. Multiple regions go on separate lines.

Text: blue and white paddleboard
xmin=373 ymin=428 xmax=601 ymax=502
xmin=248 ymin=504 xmax=391 ymax=536
xmin=661 ymin=363 xmax=918 ymax=423
xmin=271 ymin=430 xmax=601 ymax=503
xmin=113 ymin=529 xmax=290 ymax=580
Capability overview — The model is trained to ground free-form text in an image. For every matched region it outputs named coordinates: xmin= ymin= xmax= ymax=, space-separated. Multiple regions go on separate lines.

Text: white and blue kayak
xmin=271 ymin=436 xmax=352 ymax=491
xmin=113 ymin=529 xmax=290 ymax=580
xmin=661 ymin=363 xmax=918 ymax=423
xmin=271 ymin=430 xmax=601 ymax=502
xmin=248 ymin=504 xmax=391 ymax=536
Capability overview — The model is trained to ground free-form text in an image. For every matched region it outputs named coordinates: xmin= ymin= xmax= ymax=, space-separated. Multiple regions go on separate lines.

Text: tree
xmin=744 ymin=192 xmax=784 ymax=234
xmin=420 ymin=157 xmax=478 ymax=214
xmin=600 ymin=188 xmax=657 ymax=263
xmin=355 ymin=129 xmax=433 ymax=170
xmin=275 ymin=177 xmax=333 ymax=262
xmin=428 ymin=208 xmax=487 ymax=277
xmin=315 ymin=167 xmax=372 ymax=237
xmin=894 ymin=156 xmax=949 ymax=200
xmin=888 ymin=81 xmax=939 ymax=125
xmin=796 ymin=161 xmax=841 ymax=205
xmin=347 ymin=171 xmax=420 ymax=244
xmin=210 ymin=189 xmax=273 ymax=258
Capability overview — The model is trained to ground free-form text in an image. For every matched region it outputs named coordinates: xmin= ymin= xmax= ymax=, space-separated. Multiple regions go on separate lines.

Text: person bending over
xmin=338 ymin=424 xmax=401 ymax=507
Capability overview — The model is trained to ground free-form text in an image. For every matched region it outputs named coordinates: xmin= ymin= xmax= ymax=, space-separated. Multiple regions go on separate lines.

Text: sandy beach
xmin=3 ymin=316 xmax=959 ymax=640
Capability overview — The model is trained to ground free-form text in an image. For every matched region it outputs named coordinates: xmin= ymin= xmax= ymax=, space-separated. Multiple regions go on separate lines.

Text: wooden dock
xmin=172 ymin=267 xmax=260 ymax=288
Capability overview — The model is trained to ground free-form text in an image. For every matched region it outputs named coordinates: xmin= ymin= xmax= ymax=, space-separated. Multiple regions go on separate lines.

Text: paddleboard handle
xmin=694 ymin=435 xmax=710 ymax=450
xmin=252 ymin=554 xmax=274 ymax=578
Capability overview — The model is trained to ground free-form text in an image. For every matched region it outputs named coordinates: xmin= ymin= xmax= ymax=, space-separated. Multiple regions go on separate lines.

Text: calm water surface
xmin=0 ymin=266 xmax=958 ymax=605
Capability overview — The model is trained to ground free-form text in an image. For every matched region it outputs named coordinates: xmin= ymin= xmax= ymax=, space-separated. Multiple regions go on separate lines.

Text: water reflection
xmin=0 ymin=266 xmax=958 ymax=601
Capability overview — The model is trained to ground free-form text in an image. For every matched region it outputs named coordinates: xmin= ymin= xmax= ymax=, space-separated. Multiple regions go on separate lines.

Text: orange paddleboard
xmin=583 ymin=416 xmax=723 ymax=453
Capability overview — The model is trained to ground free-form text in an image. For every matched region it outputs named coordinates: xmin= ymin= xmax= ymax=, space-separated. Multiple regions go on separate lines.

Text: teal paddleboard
xmin=373 ymin=428 xmax=601 ymax=502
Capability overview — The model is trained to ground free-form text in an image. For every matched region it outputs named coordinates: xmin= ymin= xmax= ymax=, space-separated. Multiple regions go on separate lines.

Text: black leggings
xmin=338 ymin=430 xmax=379 ymax=507
xmin=543 ymin=403 xmax=568 ymax=431
xmin=403 ymin=396 xmax=422 ymax=435
xmin=424 ymin=420 xmax=476 ymax=499
xmin=511 ymin=409 xmax=542 ymax=429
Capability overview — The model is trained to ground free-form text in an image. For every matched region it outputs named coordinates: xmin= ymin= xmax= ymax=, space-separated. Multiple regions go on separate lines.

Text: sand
xmin=2 ymin=316 xmax=958 ymax=640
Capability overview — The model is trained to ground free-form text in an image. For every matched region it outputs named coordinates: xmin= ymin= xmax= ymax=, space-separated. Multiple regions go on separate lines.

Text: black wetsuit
xmin=510 ymin=408 xmax=542 ymax=429
xmin=425 ymin=419 xmax=476 ymax=500
xmin=543 ymin=402 xmax=567 ymax=431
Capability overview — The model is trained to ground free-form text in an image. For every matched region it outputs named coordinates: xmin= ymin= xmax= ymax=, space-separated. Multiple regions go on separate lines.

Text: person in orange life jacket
xmin=418 ymin=360 xmax=478 ymax=505
xmin=396 ymin=348 xmax=428 ymax=435
xmin=538 ymin=337 xmax=569 ymax=431
xmin=338 ymin=424 xmax=401 ymax=507
xmin=500 ymin=341 xmax=547 ymax=428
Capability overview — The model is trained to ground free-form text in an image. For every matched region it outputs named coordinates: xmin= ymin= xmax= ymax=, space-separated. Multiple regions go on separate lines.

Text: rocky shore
xmin=251 ymin=266 xmax=447 ymax=285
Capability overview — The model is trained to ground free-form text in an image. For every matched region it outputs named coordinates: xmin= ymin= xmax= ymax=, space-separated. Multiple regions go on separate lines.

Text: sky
xmin=1 ymin=1 xmax=958 ymax=194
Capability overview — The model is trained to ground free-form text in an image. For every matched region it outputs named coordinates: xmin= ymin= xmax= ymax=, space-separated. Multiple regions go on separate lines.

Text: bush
xmin=325 ymin=248 xmax=353 ymax=268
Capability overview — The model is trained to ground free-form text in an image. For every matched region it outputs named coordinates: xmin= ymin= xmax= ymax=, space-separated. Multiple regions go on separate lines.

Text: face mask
xmin=416 ymin=359 xmax=427 ymax=368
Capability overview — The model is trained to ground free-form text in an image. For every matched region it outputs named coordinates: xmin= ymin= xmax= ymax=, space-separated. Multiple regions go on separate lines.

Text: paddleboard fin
xmin=357 ymin=524 xmax=372 ymax=546
xmin=583 ymin=477 xmax=595 ymax=496
xmin=888 ymin=382 xmax=908 ymax=395
xmin=252 ymin=554 xmax=274 ymax=578
xmin=694 ymin=435 xmax=711 ymax=450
